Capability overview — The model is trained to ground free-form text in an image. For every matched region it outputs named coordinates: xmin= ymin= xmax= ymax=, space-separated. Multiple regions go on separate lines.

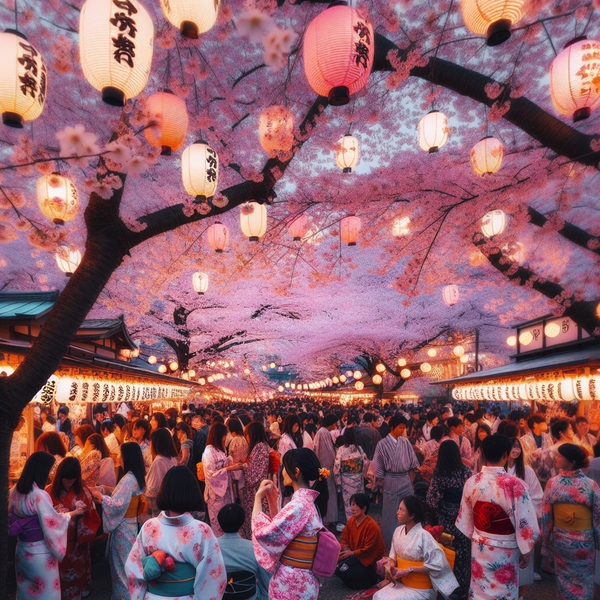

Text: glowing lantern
xmin=0 ymin=30 xmax=47 ymax=128
xmin=291 ymin=383 xmax=295 ymax=389
xmin=259 ymin=106 xmax=294 ymax=153
xmin=206 ymin=222 xmax=229 ymax=253
xmin=192 ymin=272 xmax=209 ymax=295
xmin=418 ymin=111 xmax=448 ymax=153
xmin=550 ymin=37 xmax=600 ymax=122
xmin=199 ymin=377 xmax=206 ymax=384
xmin=262 ymin=365 xmax=267 ymax=371
xmin=443 ymin=285 xmax=459 ymax=307
xmin=341 ymin=216 xmax=361 ymax=246
xmin=37 ymin=173 xmax=78 ymax=225
xmin=453 ymin=346 xmax=465 ymax=357
xmin=181 ymin=373 xmax=189 ymax=380
xmin=169 ymin=361 xmax=179 ymax=371
xmin=459 ymin=354 xmax=469 ymax=363
xmin=426 ymin=349 xmax=436 ymax=358
xmin=460 ymin=0 xmax=524 ymax=46
xmin=375 ymin=363 xmax=386 ymax=373
xmin=471 ymin=137 xmax=503 ymax=175
xmin=244 ymin=368 xmax=251 ymax=375
xmin=519 ymin=331 xmax=533 ymax=346
xmin=270 ymin=362 xmax=276 ymax=369
xmin=188 ymin=370 xmax=196 ymax=378
xmin=148 ymin=355 xmax=157 ymax=364
xmin=278 ymin=385 xmax=284 ymax=392
xmin=159 ymin=0 xmax=220 ymax=39
xmin=240 ymin=202 xmax=267 ymax=241
xmin=79 ymin=0 xmax=154 ymax=106
xmin=355 ymin=381 xmax=364 ymax=391
xmin=158 ymin=364 xmax=167 ymax=373
xmin=545 ymin=322 xmax=561 ymax=338
xmin=332 ymin=376 xmax=339 ymax=384
xmin=181 ymin=140 xmax=219 ymax=199
xmin=55 ymin=246 xmax=82 ymax=277
xmin=339 ymin=374 xmax=347 ymax=383
xmin=288 ymin=215 xmax=309 ymax=241
xmin=392 ymin=217 xmax=410 ymax=237
xmin=353 ymin=370 xmax=362 ymax=379
xmin=503 ymin=241 xmax=525 ymax=265
xmin=144 ymin=90 xmax=188 ymax=155
xmin=398 ymin=358 xmax=406 ymax=367
xmin=207 ymin=376 xmax=214 ymax=382
xmin=420 ymin=363 xmax=432 ymax=373
xmin=481 ymin=210 xmax=508 ymax=237
xmin=372 ymin=374 xmax=382 ymax=385
xmin=303 ymin=4 xmax=374 ymax=105
xmin=336 ymin=135 xmax=359 ymax=172
xmin=285 ymin=382 xmax=290 ymax=387
xmin=400 ymin=368 xmax=411 ymax=379
xmin=506 ymin=335 xmax=517 ymax=347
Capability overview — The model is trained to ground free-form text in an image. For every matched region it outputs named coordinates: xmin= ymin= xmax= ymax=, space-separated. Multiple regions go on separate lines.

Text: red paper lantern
xmin=144 ymin=90 xmax=189 ymax=155
xmin=303 ymin=2 xmax=374 ymax=106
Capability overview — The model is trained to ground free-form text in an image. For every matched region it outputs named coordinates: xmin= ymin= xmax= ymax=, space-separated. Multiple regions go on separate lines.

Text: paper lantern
xmin=340 ymin=216 xmax=361 ymax=246
xmin=443 ymin=285 xmax=459 ymax=307
xmin=353 ymin=370 xmax=362 ymax=379
xmin=375 ymin=363 xmax=386 ymax=373
xmin=158 ymin=364 xmax=167 ymax=373
xmin=519 ymin=331 xmax=533 ymax=346
xmin=148 ymin=355 xmax=157 ymax=364
xmin=159 ymin=0 xmax=220 ymax=39
xmin=459 ymin=354 xmax=469 ymax=363
xmin=303 ymin=4 xmax=374 ymax=105
xmin=504 ymin=241 xmax=525 ymax=265
xmin=400 ymin=368 xmax=411 ymax=378
xmin=372 ymin=374 xmax=382 ymax=385
xmin=181 ymin=372 xmax=189 ymax=380
xmin=169 ymin=361 xmax=179 ymax=371
xmin=259 ymin=106 xmax=294 ymax=153
xmin=506 ymin=335 xmax=517 ymax=347
xmin=270 ymin=362 xmax=276 ymax=369
xmin=461 ymin=0 xmax=524 ymax=46
xmin=181 ymin=140 xmax=219 ymax=199
xmin=471 ymin=137 xmax=503 ymax=175
xmin=55 ymin=246 xmax=82 ymax=276
xmin=398 ymin=358 xmax=407 ymax=367
xmin=0 ymin=30 xmax=47 ymax=128
xmin=418 ymin=110 xmax=448 ymax=153
xmin=278 ymin=385 xmax=284 ymax=392
xmin=420 ymin=363 xmax=432 ymax=373
xmin=339 ymin=374 xmax=347 ymax=383
xmin=550 ymin=37 xmax=600 ymax=122
xmin=545 ymin=322 xmax=561 ymax=338
xmin=79 ymin=0 xmax=154 ymax=106
xmin=332 ymin=376 xmax=339 ymax=384
xmin=336 ymin=135 xmax=359 ymax=172
xmin=288 ymin=215 xmax=309 ymax=241
xmin=392 ymin=217 xmax=410 ymax=237
xmin=206 ymin=222 xmax=229 ymax=253
xmin=240 ymin=202 xmax=267 ymax=241
xmin=453 ymin=345 xmax=465 ymax=357
xmin=427 ymin=348 xmax=437 ymax=358
xmin=355 ymin=381 xmax=364 ymax=390
xmin=144 ymin=90 xmax=188 ymax=155
xmin=37 ymin=173 xmax=78 ymax=225
xmin=481 ymin=209 xmax=508 ymax=237
xmin=192 ymin=271 xmax=209 ymax=295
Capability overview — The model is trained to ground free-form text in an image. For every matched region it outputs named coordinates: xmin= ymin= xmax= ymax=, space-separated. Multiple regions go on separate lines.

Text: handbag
xmin=196 ymin=462 xmax=205 ymax=481
xmin=312 ymin=527 xmax=341 ymax=578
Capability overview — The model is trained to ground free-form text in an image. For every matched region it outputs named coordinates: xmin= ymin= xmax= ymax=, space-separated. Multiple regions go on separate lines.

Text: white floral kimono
xmin=202 ymin=445 xmax=232 ymax=536
xmin=9 ymin=483 xmax=71 ymax=600
xmin=126 ymin=511 xmax=227 ymax=600
xmin=373 ymin=523 xmax=458 ymax=600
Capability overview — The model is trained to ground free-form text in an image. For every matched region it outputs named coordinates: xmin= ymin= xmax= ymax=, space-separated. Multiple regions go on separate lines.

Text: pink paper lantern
xmin=206 ymin=222 xmax=229 ymax=253
xmin=288 ymin=215 xmax=309 ymax=241
xmin=443 ymin=285 xmax=459 ymax=306
xmin=340 ymin=216 xmax=361 ymax=246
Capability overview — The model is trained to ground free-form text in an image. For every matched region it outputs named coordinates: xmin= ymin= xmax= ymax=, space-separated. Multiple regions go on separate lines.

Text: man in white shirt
xmin=101 ymin=420 xmax=120 ymax=455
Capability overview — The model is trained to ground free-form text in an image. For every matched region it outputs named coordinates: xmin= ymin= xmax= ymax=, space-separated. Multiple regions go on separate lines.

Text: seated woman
xmin=336 ymin=493 xmax=387 ymax=589
xmin=374 ymin=496 xmax=458 ymax=600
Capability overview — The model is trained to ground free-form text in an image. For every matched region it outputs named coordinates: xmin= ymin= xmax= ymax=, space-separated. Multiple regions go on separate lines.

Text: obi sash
xmin=553 ymin=503 xmax=593 ymax=531
xmin=280 ymin=534 xmax=318 ymax=570
xmin=340 ymin=458 xmax=363 ymax=474
xmin=442 ymin=487 xmax=462 ymax=505
xmin=473 ymin=501 xmax=515 ymax=535
xmin=148 ymin=562 xmax=196 ymax=597
xmin=9 ymin=511 xmax=44 ymax=543
xmin=396 ymin=557 xmax=432 ymax=590
xmin=124 ymin=495 xmax=148 ymax=519
xmin=223 ymin=569 xmax=256 ymax=600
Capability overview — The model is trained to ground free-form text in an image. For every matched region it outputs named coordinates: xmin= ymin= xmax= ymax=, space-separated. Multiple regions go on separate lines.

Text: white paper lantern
xmin=519 ymin=331 xmax=533 ymax=346
xmin=400 ymin=368 xmax=411 ymax=379
xmin=148 ymin=355 xmax=157 ymax=364
xmin=459 ymin=355 xmax=469 ymax=364
xmin=181 ymin=141 xmax=219 ymax=199
xmin=339 ymin=374 xmax=347 ymax=383
xmin=372 ymin=374 xmax=382 ymax=385
xmin=206 ymin=222 xmax=229 ymax=253
xmin=335 ymin=135 xmax=359 ymax=172
xmin=79 ymin=0 xmax=154 ymax=106
xmin=55 ymin=246 xmax=82 ymax=276
xmin=420 ymin=363 xmax=432 ymax=373
xmin=481 ymin=209 xmax=508 ymax=237
xmin=192 ymin=271 xmax=209 ymax=295
xmin=0 ymin=30 xmax=47 ymax=128
xmin=427 ymin=348 xmax=437 ymax=358
xmin=353 ymin=370 xmax=362 ymax=379
xmin=37 ymin=173 xmax=78 ymax=225
xmin=159 ymin=0 xmax=220 ymax=39
xmin=544 ymin=322 xmax=561 ymax=338
xmin=355 ymin=381 xmax=364 ymax=390
xmin=506 ymin=335 xmax=517 ymax=347
xmin=240 ymin=202 xmax=267 ymax=241
xmin=398 ymin=358 xmax=407 ymax=367
xmin=453 ymin=346 xmax=465 ymax=357
xmin=461 ymin=0 xmax=524 ymax=45
xmin=471 ymin=137 xmax=503 ymax=175
xmin=418 ymin=110 xmax=448 ymax=153
xmin=443 ymin=285 xmax=459 ymax=307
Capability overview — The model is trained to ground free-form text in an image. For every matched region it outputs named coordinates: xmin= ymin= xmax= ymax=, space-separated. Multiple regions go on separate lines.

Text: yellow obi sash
xmin=396 ymin=558 xmax=432 ymax=590
xmin=124 ymin=495 xmax=148 ymax=519
xmin=554 ymin=503 xmax=593 ymax=531
xmin=280 ymin=535 xmax=318 ymax=570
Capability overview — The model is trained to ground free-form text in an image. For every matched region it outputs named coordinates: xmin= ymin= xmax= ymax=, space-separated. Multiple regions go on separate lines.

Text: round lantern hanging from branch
xmin=480 ymin=209 xmax=508 ymax=238
xmin=192 ymin=272 xmax=209 ymax=295
xmin=259 ymin=106 xmax=294 ymax=153
xmin=442 ymin=285 xmax=459 ymax=307
xmin=335 ymin=135 xmax=359 ymax=173
xmin=0 ymin=30 xmax=47 ymax=128
xmin=55 ymin=246 xmax=82 ymax=277
xmin=340 ymin=216 xmax=361 ymax=246
xmin=240 ymin=202 xmax=268 ymax=242
xmin=550 ymin=37 xmax=600 ymax=122
xmin=355 ymin=381 xmax=364 ymax=390
xmin=181 ymin=140 xmax=219 ymax=199
xmin=418 ymin=110 xmax=448 ymax=153
xmin=206 ymin=222 xmax=229 ymax=253
xmin=460 ymin=0 xmax=524 ymax=46
xmin=144 ymin=90 xmax=189 ymax=156
xmin=303 ymin=3 xmax=374 ymax=106
xmin=79 ymin=0 xmax=154 ymax=106
xmin=159 ymin=0 xmax=220 ymax=39
xmin=400 ymin=368 xmax=411 ymax=379
xmin=470 ymin=137 xmax=503 ymax=175
xmin=288 ymin=215 xmax=309 ymax=241
xmin=37 ymin=173 xmax=78 ymax=225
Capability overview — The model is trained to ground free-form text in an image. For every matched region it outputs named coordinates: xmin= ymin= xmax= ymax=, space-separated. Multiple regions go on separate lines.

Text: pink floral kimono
xmin=9 ymin=483 xmax=71 ymax=600
xmin=252 ymin=488 xmax=323 ymax=600
xmin=202 ymin=444 xmax=232 ymax=536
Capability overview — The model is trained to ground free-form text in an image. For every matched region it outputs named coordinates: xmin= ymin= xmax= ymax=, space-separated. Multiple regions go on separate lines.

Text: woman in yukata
xmin=91 ymin=442 xmax=147 ymax=600
xmin=252 ymin=447 xmax=329 ymax=600
xmin=125 ymin=466 xmax=227 ymax=600
xmin=374 ymin=496 xmax=458 ymax=600
xmin=9 ymin=451 xmax=84 ymax=600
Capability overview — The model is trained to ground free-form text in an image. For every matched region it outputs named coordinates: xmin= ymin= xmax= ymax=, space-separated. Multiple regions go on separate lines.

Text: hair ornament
xmin=318 ymin=467 xmax=330 ymax=480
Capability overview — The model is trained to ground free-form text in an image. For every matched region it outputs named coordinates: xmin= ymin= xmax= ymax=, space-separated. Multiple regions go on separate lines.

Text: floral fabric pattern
xmin=202 ymin=445 xmax=232 ymax=536
xmin=241 ymin=441 xmax=269 ymax=540
xmin=334 ymin=445 xmax=366 ymax=520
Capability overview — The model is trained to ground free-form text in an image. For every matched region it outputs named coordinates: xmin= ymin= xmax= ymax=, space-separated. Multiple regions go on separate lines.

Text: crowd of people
xmin=7 ymin=398 xmax=600 ymax=600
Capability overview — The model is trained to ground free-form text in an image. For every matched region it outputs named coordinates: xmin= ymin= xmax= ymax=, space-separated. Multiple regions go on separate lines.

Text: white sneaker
xmin=533 ymin=572 xmax=542 ymax=581
xmin=336 ymin=523 xmax=345 ymax=532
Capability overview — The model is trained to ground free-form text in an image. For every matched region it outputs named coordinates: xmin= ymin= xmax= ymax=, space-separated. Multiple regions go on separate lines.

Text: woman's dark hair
xmin=282 ymin=448 xmax=328 ymax=516
xmin=430 ymin=425 xmax=444 ymax=443
xmin=217 ymin=503 xmax=245 ymax=533
xmin=343 ymin=426 xmax=359 ymax=448
xmin=87 ymin=433 xmax=111 ymax=459
xmin=434 ymin=440 xmax=464 ymax=476
xmin=35 ymin=432 xmax=67 ymax=457
xmin=401 ymin=495 xmax=425 ymax=524
xmin=16 ymin=451 xmax=55 ymax=494
xmin=527 ymin=413 xmax=547 ymax=430
xmin=112 ymin=414 xmax=126 ymax=429
xmin=101 ymin=420 xmax=115 ymax=434
xmin=176 ymin=422 xmax=192 ymax=439
xmin=349 ymin=492 xmax=370 ymax=515
xmin=51 ymin=457 xmax=82 ymax=498
xmin=245 ymin=421 xmax=268 ymax=454
xmin=474 ymin=423 xmax=492 ymax=452
xmin=121 ymin=442 xmax=146 ymax=490
xmin=282 ymin=415 xmax=304 ymax=448
xmin=156 ymin=466 xmax=204 ymax=513
xmin=497 ymin=420 xmax=519 ymax=439
xmin=321 ymin=414 xmax=338 ymax=429
xmin=227 ymin=417 xmax=244 ymax=436
xmin=558 ymin=443 xmax=589 ymax=469
xmin=426 ymin=411 xmax=439 ymax=424
xmin=74 ymin=424 xmax=96 ymax=445
xmin=205 ymin=422 xmax=227 ymax=453
xmin=151 ymin=412 xmax=168 ymax=429
xmin=151 ymin=428 xmax=178 ymax=458
xmin=474 ymin=408 xmax=487 ymax=420
xmin=481 ymin=434 xmax=512 ymax=464
xmin=551 ymin=419 xmax=573 ymax=440
xmin=506 ymin=438 xmax=525 ymax=481
xmin=133 ymin=418 xmax=151 ymax=441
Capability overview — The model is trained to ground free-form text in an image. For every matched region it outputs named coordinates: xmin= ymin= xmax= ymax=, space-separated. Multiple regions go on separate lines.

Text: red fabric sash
xmin=473 ymin=501 xmax=515 ymax=535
